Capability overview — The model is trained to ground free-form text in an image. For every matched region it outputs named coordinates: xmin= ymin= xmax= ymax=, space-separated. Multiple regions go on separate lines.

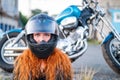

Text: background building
xmin=0 ymin=0 xmax=19 ymax=35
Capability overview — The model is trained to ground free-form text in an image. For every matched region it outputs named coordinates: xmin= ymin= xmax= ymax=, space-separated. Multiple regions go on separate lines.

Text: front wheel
xmin=101 ymin=37 xmax=120 ymax=74
xmin=0 ymin=32 xmax=26 ymax=72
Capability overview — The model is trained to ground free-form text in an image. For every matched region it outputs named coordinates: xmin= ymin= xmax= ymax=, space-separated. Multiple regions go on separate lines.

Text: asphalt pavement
xmin=72 ymin=44 xmax=120 ymax=80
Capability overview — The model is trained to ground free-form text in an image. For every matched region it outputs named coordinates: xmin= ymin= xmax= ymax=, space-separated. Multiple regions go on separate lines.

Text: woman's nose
xmin=38 ymin=36 xmax=45 ymax=43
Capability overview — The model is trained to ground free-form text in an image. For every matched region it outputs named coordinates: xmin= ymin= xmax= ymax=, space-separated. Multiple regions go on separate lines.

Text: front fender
xmin=2 ymin=29 xmax=22 ymax=37
xmin=102 ymin=32 xmax=114 ymax=44
xmin=6 ymin=29 xmax=22 ymax=33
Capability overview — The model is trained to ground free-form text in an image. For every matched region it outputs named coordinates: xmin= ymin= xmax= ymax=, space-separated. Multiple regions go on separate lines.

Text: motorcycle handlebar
xmin=83 ymin=0 xmax=88 ymax=4
xmin=82 ymin=0 xmax=105 ymax=17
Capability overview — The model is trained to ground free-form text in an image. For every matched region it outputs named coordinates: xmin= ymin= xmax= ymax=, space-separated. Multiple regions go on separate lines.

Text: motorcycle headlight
xmin=61 ymin=16 xmax=78 ymax=29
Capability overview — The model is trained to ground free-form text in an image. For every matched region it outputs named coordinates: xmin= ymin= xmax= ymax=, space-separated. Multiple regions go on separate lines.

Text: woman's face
xmin=33 ymin=32 xmax=51 ymax=43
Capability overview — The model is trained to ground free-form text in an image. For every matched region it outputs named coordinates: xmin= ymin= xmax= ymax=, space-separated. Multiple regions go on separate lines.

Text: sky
xmin=18 ymin=0 xmax=82 ymax=16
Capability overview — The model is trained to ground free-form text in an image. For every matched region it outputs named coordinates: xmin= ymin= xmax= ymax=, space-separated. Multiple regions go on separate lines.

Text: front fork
xmin=99 ymin=16 xmax=120 ymax=41
xmin=4 ymin=30 xmax=27 ymax=55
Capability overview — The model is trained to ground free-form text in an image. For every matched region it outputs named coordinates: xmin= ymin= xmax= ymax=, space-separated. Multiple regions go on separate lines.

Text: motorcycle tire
xmin=0 ymin=32 xmax=26 ymax=73
xmin=101 ymin=37 xmax=120 ymax=74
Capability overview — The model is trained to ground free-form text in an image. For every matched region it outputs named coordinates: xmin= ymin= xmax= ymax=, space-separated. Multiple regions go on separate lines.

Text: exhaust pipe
xmin=4 ymin=47 xmax=28 ymax=57
xmin=69 ymin=40 xmax=88 ymax=59
xmin=4 ymin=47 xmax=28 ymax=51
xmin=4 ymin=53 xmax=21 ymax=57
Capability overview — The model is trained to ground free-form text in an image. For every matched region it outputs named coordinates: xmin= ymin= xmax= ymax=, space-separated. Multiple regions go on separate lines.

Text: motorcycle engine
xmin=58 ymin=26 xmax=86 ymax=55
xmin=59 ymin=16 xmax=86 ymax=42
xmin=57 ymin=16 xmax=88 ymax=56
xmin=59 ymin=16 xmax=78 ymax=38
xmin=61 ymin=16 xmax=78 ymax=30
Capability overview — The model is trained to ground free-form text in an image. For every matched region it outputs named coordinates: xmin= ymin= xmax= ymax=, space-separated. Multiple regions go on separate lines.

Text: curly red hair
xmin=13 ymin=48 xmax=73 ymax=80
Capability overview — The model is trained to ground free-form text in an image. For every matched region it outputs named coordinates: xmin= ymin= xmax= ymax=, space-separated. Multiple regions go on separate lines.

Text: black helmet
xmin=25 ymin=13 xmax=59 ymax=59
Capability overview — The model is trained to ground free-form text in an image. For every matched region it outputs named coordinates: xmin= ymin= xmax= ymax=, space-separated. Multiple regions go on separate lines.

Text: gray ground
xmin=72 ymin=44 xmax=120 ymax=80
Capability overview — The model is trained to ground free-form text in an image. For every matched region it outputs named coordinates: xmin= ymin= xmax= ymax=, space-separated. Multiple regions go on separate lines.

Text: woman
xmin=13 ymin=13 xmax=73 ymax=80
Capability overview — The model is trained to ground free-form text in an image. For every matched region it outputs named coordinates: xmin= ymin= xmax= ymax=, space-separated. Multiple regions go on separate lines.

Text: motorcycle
xmin=0 ymin=0 xmax=120 ymax=75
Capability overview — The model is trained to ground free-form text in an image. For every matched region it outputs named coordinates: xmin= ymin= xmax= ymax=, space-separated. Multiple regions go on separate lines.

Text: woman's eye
xmin=35 ymin=34 xmax=40 ymax=37
xmin=44 ymin=33 xmax=50 ymax=36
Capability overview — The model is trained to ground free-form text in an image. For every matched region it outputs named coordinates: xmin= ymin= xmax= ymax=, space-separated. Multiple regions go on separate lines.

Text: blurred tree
xmin=31 ymin=9 xmax=48 ymax=17
xmin=19 ymin=12 xmax=28 ymax=28
xmin=31 ymin=9 xmax=42 ymax=16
